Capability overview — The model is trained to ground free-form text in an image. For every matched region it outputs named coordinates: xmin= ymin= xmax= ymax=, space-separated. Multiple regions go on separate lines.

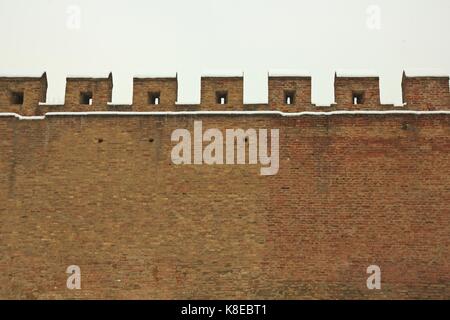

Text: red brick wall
xmin=0 ymin=114 xmax=448 ymax=299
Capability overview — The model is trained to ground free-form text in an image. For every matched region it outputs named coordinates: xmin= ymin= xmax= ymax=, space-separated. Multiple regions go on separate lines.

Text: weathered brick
xmin=0 ymin=113 xmax=448 ymax=299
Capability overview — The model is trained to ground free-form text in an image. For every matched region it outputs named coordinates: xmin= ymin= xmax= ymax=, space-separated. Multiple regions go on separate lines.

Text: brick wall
xmin=0 ymin=113 xmax=448 ymax=299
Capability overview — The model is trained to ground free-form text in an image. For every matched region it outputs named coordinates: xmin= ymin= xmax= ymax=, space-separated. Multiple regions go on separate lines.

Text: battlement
xmin=268 ymin=71 xmax=312 ymax=112
xmin=0 ymin=72 xmax=47 ymax=116
xmin=200 ymin=72 xmax=244 ymax=110
xmin=1 ymin=70 xmax=449 ymax=115
xmin=402 ymin=71 xmax=450 ymax=110
xmin=65 ymin=73 xmax=113 ymax=110
xmin=333 ymin=72 xmax=381 ymax=110
xmin=133 ymin=74 xmax=178 ymax=111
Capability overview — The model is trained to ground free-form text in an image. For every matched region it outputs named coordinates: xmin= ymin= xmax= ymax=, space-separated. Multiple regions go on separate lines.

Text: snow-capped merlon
xmin=268 ymin=69 xmax=311 ymax=77
xmin=202 ymin=70 xmax=244 ymax=78
xmin=335 ymin=70 xmax=379 ymax=78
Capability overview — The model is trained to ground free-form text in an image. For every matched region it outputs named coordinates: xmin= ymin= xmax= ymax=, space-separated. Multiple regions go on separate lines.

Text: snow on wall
xmin=403 ymin=69 xmax=449 ymax=78
xmin=335 ymin=70 xmax=379 ymax=78
xmin=1 ymin=110 xmax=450 ymax=121
xmin=268 ymin=69 xmax=311 ymax=77
xmin=201 ymin=70 xmax=244 ymax=77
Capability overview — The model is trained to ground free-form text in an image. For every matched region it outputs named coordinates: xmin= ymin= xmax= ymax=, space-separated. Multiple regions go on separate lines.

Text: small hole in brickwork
xmin=98 ymin=138 xmax=104 ymax=143
xmin=80 ymin=92 xmax=93 ymax=105
xmin=352 ymin=91 xmax=364 ymax=105
xmin=284 ymin=90 xmax=296 ymax=105
xmin=149 ymin=138 xmax=154 ymax=143
xmin=148 ymin=92 xmax=161 ymax=105
xmin=11 ymin=91 xmax=24 ymax=105
xmin=402 ymin=123 xmax=409 ymax=130
xmin=216 ymin=91 xmax=228 ymax=105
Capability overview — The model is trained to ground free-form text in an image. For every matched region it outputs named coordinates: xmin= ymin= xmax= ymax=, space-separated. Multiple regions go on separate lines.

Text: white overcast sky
xmin=0 ymin=0 xmax=449 ymax=106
